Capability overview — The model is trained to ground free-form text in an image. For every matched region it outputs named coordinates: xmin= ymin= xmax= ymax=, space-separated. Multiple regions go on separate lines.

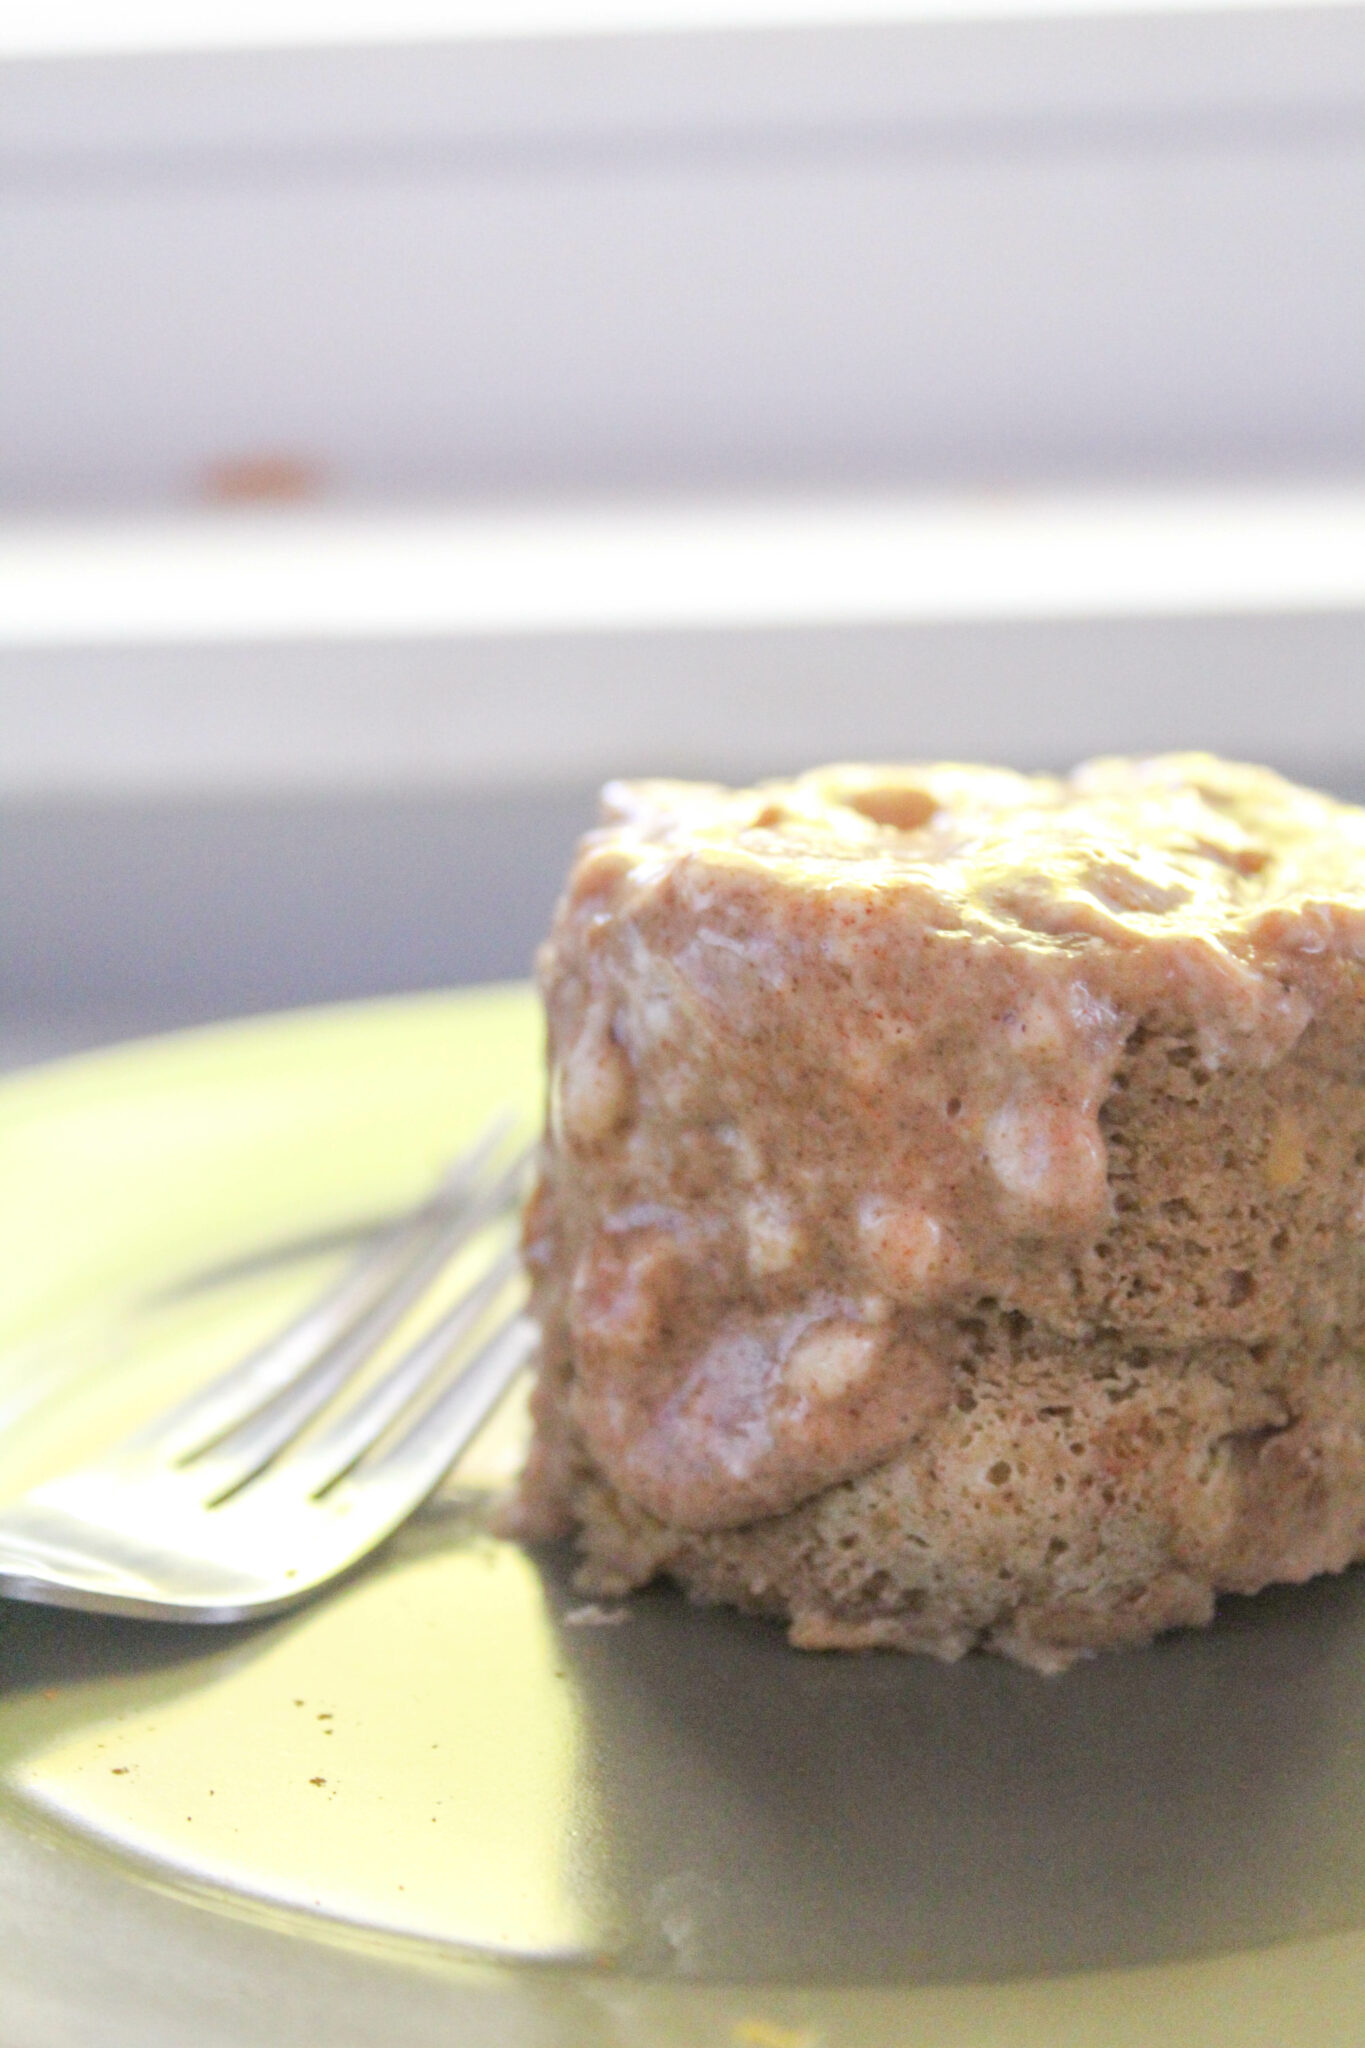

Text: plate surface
xmin=4 ymin=988 xmax=1365 ymax=2047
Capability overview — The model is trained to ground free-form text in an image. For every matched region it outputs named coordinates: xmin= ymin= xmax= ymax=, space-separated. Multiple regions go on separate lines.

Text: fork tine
xmin=341 ymin=1307 xmax=539 ymax=1510
xmin=286 ymin=1247 xmax=522 ymax=1497
xmin=135 ymin=1115 xmax=519 ymax=1463
xmin=187 ymin=1149 xmax=531 ymax=1502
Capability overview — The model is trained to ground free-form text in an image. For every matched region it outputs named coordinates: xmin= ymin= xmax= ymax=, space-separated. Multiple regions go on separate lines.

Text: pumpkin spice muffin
xmin=511 ymin=755 xmax=1365 ymax=1670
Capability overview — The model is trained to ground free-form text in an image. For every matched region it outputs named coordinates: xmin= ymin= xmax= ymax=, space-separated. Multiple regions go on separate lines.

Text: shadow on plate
xmin=6 ymin=1509 xmax=1365 ymax=1990
xmin=542 ymin=1553 xmax=1365 ymax=1984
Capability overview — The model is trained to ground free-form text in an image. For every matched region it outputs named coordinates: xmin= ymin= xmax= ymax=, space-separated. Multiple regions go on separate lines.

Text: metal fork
xmin=0 ymin=1122 xmax=538 ymax=1624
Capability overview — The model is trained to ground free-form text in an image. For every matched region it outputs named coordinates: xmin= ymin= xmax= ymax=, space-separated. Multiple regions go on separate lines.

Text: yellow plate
xmin=3 ymin=988 xmax=1365 ymax=2048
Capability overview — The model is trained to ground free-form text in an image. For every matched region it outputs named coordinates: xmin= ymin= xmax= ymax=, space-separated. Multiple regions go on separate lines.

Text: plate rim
xmin=2 ymin=988 xmax=1363 ymax=2048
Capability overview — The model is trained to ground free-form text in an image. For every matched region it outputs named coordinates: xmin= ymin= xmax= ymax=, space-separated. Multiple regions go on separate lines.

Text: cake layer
xmin=514 ymin=756 xmax=1365 ymax=1667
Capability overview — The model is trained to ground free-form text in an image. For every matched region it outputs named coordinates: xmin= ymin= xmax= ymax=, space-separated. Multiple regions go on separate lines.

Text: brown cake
xmin=511 ymin=755 xmax=1365 ymax=1670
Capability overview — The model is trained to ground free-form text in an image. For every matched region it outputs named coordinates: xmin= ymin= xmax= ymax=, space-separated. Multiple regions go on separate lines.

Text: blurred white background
xmin=3 ymin=0 xmax=1365 ymax=1059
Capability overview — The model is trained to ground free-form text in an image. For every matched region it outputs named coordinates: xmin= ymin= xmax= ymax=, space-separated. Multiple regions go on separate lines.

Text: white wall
xmin=4 ymin=6 xmax=1365 ymax=507
xmin=6 ymin=8 xmax=1365 ymax=1046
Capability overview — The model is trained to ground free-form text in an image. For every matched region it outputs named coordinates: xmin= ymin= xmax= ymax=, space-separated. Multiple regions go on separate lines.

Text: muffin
xmin=512 ymin=755 xmax=1365 ymax=1670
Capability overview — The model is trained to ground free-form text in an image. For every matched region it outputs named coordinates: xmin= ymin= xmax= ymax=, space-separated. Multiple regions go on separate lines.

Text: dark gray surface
xmin=0 ymin=782 xmax=599 ymax=1068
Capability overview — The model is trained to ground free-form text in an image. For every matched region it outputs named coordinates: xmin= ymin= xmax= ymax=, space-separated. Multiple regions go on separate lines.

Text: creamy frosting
xmin=528 ymin=756 xmax=1365 ymax=1531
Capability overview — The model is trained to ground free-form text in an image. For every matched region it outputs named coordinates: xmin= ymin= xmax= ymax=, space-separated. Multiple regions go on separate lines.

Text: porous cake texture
xmin=512 ymin=756 xmax=1365 ymax=1670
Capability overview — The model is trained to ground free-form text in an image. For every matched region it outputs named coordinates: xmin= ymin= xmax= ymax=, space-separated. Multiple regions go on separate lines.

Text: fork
xmin=0 ymin=1122 xmax=538 ymax=1624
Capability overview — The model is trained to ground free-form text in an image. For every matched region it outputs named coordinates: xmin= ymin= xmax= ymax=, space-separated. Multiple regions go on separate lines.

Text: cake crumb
xmin=519 ymin=756 xmax=1365 ymax=1668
